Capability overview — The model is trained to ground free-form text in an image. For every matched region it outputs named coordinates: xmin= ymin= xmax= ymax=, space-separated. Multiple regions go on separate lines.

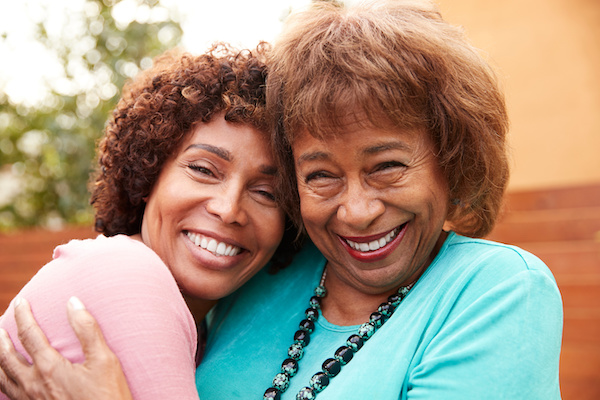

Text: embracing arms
xmin=0 ymin=298 xmax=132 ymax=400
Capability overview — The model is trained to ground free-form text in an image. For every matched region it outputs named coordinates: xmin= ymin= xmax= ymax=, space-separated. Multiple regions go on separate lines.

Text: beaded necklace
xmin=263 ymin=268 xmax=414 ymax=400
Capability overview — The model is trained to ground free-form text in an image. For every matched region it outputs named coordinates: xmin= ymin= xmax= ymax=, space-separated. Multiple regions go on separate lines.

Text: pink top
xmin=0 ymin=235 xmax=199 ymax=400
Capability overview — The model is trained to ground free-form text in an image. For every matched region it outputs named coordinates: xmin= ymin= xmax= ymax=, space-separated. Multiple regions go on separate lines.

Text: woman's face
xmin=141 ymin=116 xmax=285 ymax=300
xmin=293 ymin=122 xmax=449 ymax=296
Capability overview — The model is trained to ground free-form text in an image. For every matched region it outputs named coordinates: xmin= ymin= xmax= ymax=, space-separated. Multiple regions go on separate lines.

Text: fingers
xmin=0 ymin=366 xmax=27 ymax=400
xmin=13 ymin=298 xmax=61 ymax=370
xmin=0 ymin=328 xmax=30 ymax=399
xmin=66 ymin=297 xmax=115 ymax=366
xmin=66 ymin=298 xmax=133 ymax=400
xmin=0 ymin=365 xmax=23 ymax=400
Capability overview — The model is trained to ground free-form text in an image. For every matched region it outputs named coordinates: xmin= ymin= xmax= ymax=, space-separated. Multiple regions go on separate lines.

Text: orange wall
xmin=438 ymin=0 xmax=600 ymax=191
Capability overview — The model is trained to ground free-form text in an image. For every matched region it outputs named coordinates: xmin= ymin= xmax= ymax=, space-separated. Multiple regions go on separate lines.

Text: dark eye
xmin=188 ymin=163 xmax=215 ymax=177
xmin=305 ymin=171 xmax=333 ymax=183
xmin=257 ymin=190 xmax=276 ymax=202
xmin=251 ymin=185 xmax=278 ymax=206
xmin=374 ymin=161 xmax=406 ymax=172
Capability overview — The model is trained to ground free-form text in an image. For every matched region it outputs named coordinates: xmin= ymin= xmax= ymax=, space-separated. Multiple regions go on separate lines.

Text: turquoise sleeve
xmin=407 ymin=269 xmax=563 ymax=399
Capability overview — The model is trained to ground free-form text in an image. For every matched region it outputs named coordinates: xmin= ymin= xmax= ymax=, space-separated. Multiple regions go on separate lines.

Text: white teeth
xmin=345 ymin=227 xmax=401 ymax=253
xmin=186 ymin=232 xmax=242 ymax=257
xmin=207 ymin=239 xmax=217 ymax=252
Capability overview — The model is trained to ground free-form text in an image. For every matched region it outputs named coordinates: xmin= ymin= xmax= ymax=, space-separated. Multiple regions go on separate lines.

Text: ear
xmin=443 ymin=198 xmax=460 ymax=232
xmin=442 ymin=220 xmax=453 ymax=232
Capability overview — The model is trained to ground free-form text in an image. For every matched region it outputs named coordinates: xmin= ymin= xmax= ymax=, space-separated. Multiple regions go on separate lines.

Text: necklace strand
xmin=263 ymin=268 xmax=414 ymax=400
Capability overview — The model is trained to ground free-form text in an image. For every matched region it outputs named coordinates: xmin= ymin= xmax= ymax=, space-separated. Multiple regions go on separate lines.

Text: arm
xmin=0 ymin=298 xmax=132 ymax=400
xmin=0 ymin=236 xmax=200 ymax=400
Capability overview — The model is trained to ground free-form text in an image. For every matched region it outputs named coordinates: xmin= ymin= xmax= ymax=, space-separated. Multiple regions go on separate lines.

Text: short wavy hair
xmin=268 ymin=0 xmax=509 ymax=238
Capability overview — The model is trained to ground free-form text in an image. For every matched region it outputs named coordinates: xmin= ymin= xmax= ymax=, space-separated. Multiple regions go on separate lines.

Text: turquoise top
xmin=196 ymin=232 xmax=563 ymax=399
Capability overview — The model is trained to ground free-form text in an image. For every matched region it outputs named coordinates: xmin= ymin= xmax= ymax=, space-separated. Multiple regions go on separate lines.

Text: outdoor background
xmin=1 ymin=0 xmax=599 ymax=398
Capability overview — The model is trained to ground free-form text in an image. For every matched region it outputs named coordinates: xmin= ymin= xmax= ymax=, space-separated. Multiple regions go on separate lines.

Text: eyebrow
xmin=185 ymin=143 xmax=232 ymax=161
xmin=296 ymin=151 xmax=330 ymax=166
xmin=296 ymin=141 xmax=411 ymax=165
xmin=260 ymin=165 xmax=278 ymax=176
xmin=363 ymin=141 xmax=411 ymax=155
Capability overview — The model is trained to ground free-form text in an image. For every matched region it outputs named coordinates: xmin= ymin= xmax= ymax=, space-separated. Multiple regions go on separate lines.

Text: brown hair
xmin=268 ymin=0 xmax=509 ymax=238
xmin=91 ymin=43 xmax=299 ymax=269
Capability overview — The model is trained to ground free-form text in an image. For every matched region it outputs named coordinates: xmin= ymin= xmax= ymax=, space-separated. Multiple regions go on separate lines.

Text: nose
xmin=205 ymin=184 xmax=249 ymax=226
xmin=336 ymin=184 xmax=385 ymax=230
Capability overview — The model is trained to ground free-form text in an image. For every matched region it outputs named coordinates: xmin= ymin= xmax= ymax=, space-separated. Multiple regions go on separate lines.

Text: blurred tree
xmin=0 ymin=0 xmax=182 ymax=231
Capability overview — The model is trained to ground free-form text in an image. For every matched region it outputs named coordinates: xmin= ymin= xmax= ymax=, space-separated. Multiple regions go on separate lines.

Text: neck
xmin=183 ymin=294 xmax=218 ymax=323
xmin=320 ymin=271 xmax=399 ymax=326
xmin=321 ymin=230 xmax=448 ymax=326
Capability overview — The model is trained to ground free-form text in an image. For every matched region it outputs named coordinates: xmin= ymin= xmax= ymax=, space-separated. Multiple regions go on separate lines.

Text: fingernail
xmin=68 ymin=296 xmax=86 ymax=311
xmin=14 ymin=297 xmax=27 ymax=308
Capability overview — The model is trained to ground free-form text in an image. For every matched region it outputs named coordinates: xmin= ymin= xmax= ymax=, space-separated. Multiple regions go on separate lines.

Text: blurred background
xmin=0 ymin=0 xmax=598 ymax=398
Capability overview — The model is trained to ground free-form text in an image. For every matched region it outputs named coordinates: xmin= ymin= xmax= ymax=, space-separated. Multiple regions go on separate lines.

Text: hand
xmin=0 ymin=297 xmax=133 ymax=400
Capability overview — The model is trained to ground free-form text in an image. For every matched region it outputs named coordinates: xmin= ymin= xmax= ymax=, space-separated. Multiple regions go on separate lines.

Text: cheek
xmin=257 ymin=209 xmax=286 ymax=253
xmin=422 ymin=185 xmax=450 ymax=228
xmin=298 ymin=189 xmax=329 ymax=228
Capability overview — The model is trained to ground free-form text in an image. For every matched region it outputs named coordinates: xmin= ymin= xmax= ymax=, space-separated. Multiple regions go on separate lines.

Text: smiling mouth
xmin=186 ymin=231 xmax=242 ymax=257
xmin=343 ymin=225 xmax=403 ymax=253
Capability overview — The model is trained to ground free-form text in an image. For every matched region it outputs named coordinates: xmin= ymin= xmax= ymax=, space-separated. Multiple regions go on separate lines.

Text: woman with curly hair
xmin=0 ymin=43 xmax=294 ymax=400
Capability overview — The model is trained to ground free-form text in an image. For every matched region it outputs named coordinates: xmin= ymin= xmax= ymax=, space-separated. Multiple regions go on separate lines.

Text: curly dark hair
xmin=91 ymin=42 xmax=298 ymax=270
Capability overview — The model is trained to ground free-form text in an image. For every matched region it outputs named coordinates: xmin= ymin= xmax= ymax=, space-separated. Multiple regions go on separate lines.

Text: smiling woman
xmin=0 ymin=42 xmax=295 ymax=400
xmin=140 ymin=117 xmax=284 ymax=301
xmin=293 ymin=124 xmax=449 ymax=297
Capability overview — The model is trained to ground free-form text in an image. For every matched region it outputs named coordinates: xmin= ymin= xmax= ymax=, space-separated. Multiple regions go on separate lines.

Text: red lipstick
xmin=339 ymin=223 xmax=407 ymax=262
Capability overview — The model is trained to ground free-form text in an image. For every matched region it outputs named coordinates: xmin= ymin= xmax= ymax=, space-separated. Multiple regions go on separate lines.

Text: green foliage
xmin=0 ymin=0 xmax=182 ymax=231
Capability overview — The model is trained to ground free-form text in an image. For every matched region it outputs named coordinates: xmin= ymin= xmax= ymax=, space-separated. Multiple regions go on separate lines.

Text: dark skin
xmin=0 ymin=298 xmax=130 ymax=400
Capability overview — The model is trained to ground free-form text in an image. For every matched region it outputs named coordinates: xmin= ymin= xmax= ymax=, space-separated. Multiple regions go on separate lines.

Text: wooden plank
xmin=502 ymin=183 xmax=600 ymax=212
xmin=489 ymin=207 xmax=600 ymax=243
xmin=0 ymin=226 xmax=96 ymax=312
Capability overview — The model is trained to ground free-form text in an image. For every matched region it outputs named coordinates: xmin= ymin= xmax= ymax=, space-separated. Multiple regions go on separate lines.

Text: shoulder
xmin=24 ymin=234 xmax=181 ymax=316
xmin=416 ymin=232 xmax=562 ymax=315
xmin=439 ymin=232 xmax=556 ymax=282
xmin=53 ymin=234 xmax=161 ymax=264
xmin=51 ymin=234 xmax=171 ymax=280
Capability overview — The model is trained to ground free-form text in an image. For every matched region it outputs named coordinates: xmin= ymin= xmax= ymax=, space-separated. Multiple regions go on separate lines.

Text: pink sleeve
xmin=0 ymin=235 xmax=200 ymax=400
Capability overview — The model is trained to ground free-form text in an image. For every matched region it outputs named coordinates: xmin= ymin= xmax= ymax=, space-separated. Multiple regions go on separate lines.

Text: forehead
xmin=184 ymin=117 xmax=269 ymax=149
xmin=293 ymin=123 xmax=427 ymax=153
xmin=175 ymin=119 xmax=274 ymax=173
